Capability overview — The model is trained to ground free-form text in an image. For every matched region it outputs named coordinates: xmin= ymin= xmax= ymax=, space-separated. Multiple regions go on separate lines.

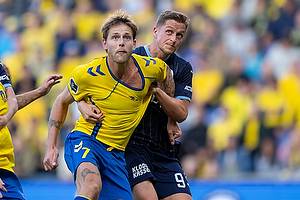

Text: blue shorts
xmin=125 ymin=144 xmax=191 ymax=199
xmin=0 ymin=169 xmax=26 ymax=200
xmin=64 ymin=131 xmax=133 ymax=200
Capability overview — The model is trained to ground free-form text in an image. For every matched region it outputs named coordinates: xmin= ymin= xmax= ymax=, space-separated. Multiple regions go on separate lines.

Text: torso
xmin=109 ymin=58 xmax=143 ymax=89
xmin=128 ymin=46 xmax=193 ymax=154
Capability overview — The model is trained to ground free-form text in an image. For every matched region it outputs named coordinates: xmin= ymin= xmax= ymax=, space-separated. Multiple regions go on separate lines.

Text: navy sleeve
xmin=174 ymin=61 xmax=193 ymax=101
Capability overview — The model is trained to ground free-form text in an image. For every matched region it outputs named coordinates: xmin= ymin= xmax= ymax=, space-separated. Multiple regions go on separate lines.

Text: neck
xmin=108 ymin=57 xmax=131 ymax=79
xmin=147 ymin=43 xmax=169 ymax=60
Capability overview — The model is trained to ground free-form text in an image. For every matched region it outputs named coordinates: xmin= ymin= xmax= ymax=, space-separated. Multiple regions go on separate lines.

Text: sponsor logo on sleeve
xmin=184 ymin=85 xmax=192 ymax=92
xmin=70 ymin=77 xmax=78 ymax=94
xmin=0 ymin=75 xmax=9 ymax=81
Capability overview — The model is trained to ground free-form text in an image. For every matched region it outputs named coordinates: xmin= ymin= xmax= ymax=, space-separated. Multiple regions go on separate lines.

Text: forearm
xmin=6 ymin=87 xmax=18 ymax=121
xmin=154 ymin=88 xmax=189 ymax=122
xmin=47 ymin=89 xmax=71 ymax=148
xmin=16 ymin=88 xmax=42 ymax=110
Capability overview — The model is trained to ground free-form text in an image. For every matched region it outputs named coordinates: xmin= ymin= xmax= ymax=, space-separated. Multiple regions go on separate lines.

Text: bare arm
xmin=43 ymin=86 xmax=74 ymax=171
xmin=0 ymin=87 xmax=18 ymax=129
xmin=17 ymin=74 xmax=62 ymax=110
xmin=151 ymin=66 xmax=190 ymax=144
xmin=153 ymin=66 xmax=189 ymax=123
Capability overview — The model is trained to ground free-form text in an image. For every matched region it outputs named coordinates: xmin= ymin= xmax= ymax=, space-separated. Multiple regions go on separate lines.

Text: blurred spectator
xmin=262 ymin=36 xmax=300 ymax=80
xmin=221 ymin=19 xmax=257 ymax=62
xmin=192 ymin=55 xmax=224 ymax=106
xmin=254 ymin=136 xmax=280 ymax=179
xmin=179 ymin=105 xmax=207 ymax=159
xmin=217 ymin=136 xmax=252 ymax=178
xmin=71 ymin=0 xmax=104 ymax=43
xmin=268 ymin=0 xmax=296 ymax=40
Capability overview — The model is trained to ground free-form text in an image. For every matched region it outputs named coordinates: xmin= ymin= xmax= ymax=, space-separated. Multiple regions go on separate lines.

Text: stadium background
xmin=1 ymin=0 xmax=300 ymax=199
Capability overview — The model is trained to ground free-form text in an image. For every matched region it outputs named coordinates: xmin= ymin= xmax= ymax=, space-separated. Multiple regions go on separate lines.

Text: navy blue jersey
xmin=0 ymin=61 xmax=12 ymax=88
xmin=127 ymin=46 xmax=193 ymax=155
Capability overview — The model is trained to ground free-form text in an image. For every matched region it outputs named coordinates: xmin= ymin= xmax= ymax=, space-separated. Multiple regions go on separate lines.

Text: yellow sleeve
xmin=155 ymin=58 xmax=167 ymax=82
xmin=68 ymin=64 xmax=89 ymax=102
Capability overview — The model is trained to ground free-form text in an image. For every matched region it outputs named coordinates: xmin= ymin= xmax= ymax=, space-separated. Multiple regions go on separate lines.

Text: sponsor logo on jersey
xmin=70 ymin=77 xmax=78 ymax=94
xmin=0 ymin=75 xmax=9 ymax=81
xmin=74 ymin=141 xmax=83 ymax=152
xmin=132 ymin=163 xmax=150 ymax=178
xmin=129 ymin=96 xmax=139 ymax=101
xmin=184 ymin=85 xmax=192 ymax=92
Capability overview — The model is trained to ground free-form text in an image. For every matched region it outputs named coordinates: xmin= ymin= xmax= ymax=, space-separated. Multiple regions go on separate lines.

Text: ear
xmin=133 ymin=39 xmax=137 ymax=50
xmin=102 ymin=38 xmax=107 ymax=51
xmin=153 ymin=26 xmax=158 ymax=39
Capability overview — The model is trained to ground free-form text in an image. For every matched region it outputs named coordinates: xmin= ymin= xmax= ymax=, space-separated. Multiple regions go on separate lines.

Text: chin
xmin=164 ymin=49 xmax=175 ymax=55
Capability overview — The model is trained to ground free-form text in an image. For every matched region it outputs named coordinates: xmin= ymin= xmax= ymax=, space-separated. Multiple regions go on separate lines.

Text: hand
xmin=167 ymin=119 xmax=182 ymax=145
xmin=38 ymin=74 xmax=63 ymax=96
xmin=0 ymin=178 xmax=7 ymax=198
xmin=77 ymin=100 xmax=104 ymax=124
xmin=146 ymin=84 xmax=158 ymax=98
xmin=43 ymin=147 xmax=59 ymax=171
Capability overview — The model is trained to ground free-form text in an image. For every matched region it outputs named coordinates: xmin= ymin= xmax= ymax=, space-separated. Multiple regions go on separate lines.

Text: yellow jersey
xmin=68 ymin=54 xmax=167 ymax=151
xmin=0 ymin=83 xmax=14 ymax=172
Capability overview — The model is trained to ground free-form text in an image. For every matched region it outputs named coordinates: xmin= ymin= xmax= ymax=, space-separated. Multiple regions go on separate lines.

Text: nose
xmin=170 ymin=34 xmax=176 ymax=43
xmin=119 ymin=37 xmax=125 ymax=46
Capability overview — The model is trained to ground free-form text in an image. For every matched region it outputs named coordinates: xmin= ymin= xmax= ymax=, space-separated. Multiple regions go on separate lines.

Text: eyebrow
xmin=165 ymin=25 xmax=185 ymax=33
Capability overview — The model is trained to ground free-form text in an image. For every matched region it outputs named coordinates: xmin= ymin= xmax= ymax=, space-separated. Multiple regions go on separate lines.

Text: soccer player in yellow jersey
xmin=43 ymin=10 xmax=174 ymax=200
xmin=0 ymin=64 xmax=19 ymax=199
xmin=0 ymin=63 xmax=62 ymax=199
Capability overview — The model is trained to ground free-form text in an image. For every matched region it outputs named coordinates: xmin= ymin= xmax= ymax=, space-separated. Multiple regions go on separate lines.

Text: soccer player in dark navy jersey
xmin=78 ymin=10 xmax=193 ymax=200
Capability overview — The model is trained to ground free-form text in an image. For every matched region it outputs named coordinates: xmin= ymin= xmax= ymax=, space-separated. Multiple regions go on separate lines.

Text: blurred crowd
xmin=1 ymin=0 xmax=300 ymax=181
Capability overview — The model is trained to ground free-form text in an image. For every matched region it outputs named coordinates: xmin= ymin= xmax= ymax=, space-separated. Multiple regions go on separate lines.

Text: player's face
xmin=154 ymin=19 xmax=186 ymax=55
xmin=103 ymin=23 xmax=136 ymax=64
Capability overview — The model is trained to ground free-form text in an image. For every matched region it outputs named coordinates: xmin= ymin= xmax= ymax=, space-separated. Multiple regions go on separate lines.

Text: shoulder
xmin=169 ymin=53 xmax=192 ymax=69
xmin=133 ymin=46 xmax=146 ymax=55
xmin=72 ymin=57 xmax=105 ymax=75
xmin=132 ymin=54 xmax=166 ymax=71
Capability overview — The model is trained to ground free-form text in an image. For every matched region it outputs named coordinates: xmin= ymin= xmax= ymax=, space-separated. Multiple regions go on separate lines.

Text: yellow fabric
xmin=192 ymin=69 xmax=223 ymax=105
xmin=71 ymin=9 xmax=104 ymax=42
xmin=278 ymin=73 xmax=300 ymax=127
xmin=207 ymin=117 xmax=240 ymax=151
xmin=12 ymin=98 xmax=47 ymax=142
xmin=2 ymin=52 xmax=25 ymax=85
xmin=199 ymin=0 xmax=235 ymax=20
xmin=0 ymin=83 xmax=14 ymax=172
xmin=21 ymin=13 xmax=55 ymax=58
xmin=68 ymin=54 xmax=167 ymax=151
xmin=243 ymin=117 xmax=260 ymax=151
xmin=256 ymin=86 xmax=286 ymax=128
xmin=219 ymin=86 xmax=252 ymax=128
xmin=57 ymin=56 xmax=84 ymax=91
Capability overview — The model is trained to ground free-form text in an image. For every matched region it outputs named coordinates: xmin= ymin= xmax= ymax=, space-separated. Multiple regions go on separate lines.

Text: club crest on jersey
xmin=70 ymin=77 xmax=78 ymax=94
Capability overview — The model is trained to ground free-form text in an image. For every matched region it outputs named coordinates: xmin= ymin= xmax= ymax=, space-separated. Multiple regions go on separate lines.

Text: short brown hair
xmin=156 ymin=10 xmax=190 ymax=30
xmin=101 ymin=10 xmax=139 ymax=40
